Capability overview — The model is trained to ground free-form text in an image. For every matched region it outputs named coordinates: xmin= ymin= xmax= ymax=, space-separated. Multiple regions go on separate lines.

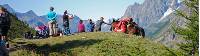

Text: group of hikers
xmin=25 ymin=6 xmax=145 ymax=39
xmin=24 ymin=7 xmax=110 ymax=39
xmin=45 ymin=7 xmax=144 ymax=38
xmin=0 ymin=6 xmax=144 ymax=55
xmin=42 ymin=7 xmax=110 ymax=37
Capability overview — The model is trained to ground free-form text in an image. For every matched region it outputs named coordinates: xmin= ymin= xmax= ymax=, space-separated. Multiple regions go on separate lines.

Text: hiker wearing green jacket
xmin=47 ymin=7 xmax=57 ymax=37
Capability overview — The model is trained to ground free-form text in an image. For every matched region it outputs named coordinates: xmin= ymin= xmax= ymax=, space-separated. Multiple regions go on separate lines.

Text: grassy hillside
xmin=8 ymin=13 xmax=35 ymax=39
xmin=9 ymin=32 xmax=183 ymax=56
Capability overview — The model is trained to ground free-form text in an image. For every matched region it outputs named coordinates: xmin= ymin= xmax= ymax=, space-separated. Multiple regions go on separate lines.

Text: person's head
xmin=129 ymin=18 xmax=133 ymax=22
xmin=100 ymin=17 xmax=104 ymax=21
xmin=133 ymin=22 xmax=137 ymax=25
xmin=79 ymin=20 xmax=83 ymax=23
xmin=0 ymin=6 xmax=6 ymax=14
xmin=88 ymin=19 xmax=92 ymax=23
xmin=50 ymin=7 xmax=54 ymax=11
xmin=64 ymin=10 xmax=68 ymax=14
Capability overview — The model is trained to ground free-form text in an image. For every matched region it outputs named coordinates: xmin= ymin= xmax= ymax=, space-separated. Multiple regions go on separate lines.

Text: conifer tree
xmin=174 ymin=0 xmax=199 ymax=55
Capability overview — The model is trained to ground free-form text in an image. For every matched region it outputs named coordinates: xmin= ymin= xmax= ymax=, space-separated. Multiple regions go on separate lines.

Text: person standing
xmin=63 ymin=10 xmax=71 ymax=35
xmin=47 ymin=7 xmax=57 ymax=37
xmin=86 ymin=19 xmax=95 ymax=32
xmin=95 ymin=17 xmax=109 ymax=31
xmin=0 ymin=6 xmax=10 ymax=56
xmin=78 ymin=20 xmax=85 ymax=33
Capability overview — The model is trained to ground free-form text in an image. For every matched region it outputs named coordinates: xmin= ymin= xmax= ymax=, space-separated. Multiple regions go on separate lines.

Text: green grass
xmin=10 ymin=32 xmax=180 ymax=56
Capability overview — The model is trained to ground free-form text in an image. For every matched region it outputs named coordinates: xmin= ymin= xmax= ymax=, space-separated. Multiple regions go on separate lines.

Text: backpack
xmin=95 ymin=20 xmax=101 ymax=26
xmin=0 ymin=13 xmax=10 ymax=26
xmin=114 ymin=21 xmax=127 ymax=33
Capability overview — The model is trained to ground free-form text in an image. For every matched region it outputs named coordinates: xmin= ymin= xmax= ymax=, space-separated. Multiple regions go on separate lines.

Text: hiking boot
xmin=53 ymin=35 xmax=57 ymax=37
xmin=49 ymin=35 xmax=53 ymax=38
xmin=5 ymin=42 xmax=9 ymax=48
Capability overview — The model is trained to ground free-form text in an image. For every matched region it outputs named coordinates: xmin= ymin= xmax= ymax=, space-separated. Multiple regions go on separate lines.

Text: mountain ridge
xmin=123 ymin=0 xmax=179 ymax=37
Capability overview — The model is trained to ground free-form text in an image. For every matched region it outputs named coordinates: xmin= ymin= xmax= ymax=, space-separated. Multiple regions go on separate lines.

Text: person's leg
xmin=48 ymin=21 xmax=53 ymax=36
xmin=66 ymin=22 xmax=71 ymax=34
xmin=2 ymin=27 xmax=9 ymax=48
xmin=0 ymin=46 xmax=8 ymax=56
xmin=98 ymin=27 xmax=101 ymax=31
xmin=63 ymin=21 xmax=67 ymax=35
xmin=2 ymin=36 xmax=9 ymax=48
xmin=63 ymin=26 xmax=66 ymax=35
xmin=52 ymin=23 xmax=56 ymax=36
xmin=0 ymin=36 xmax=2 ymax=41
xmin=0 ymin=28 xmax=3 ymax=40
xmin=68 ymin=27 xmax=71 ymax=34
xmin=66 ymin=27 xmax=71 ymax=35
xmin=95 ymin=26 xmax=100 ymax=32
xmin=2 ymin=36 xmax=5 ymax=42
xmin=0 ymin=35 xmax=8 ymax=50
xmin=62 ymin=21 xmax=66 ymax=35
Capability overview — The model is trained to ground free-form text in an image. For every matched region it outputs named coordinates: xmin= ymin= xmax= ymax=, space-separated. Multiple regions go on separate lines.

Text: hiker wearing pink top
xmin=78 ymin=20 xmax=85 ymax=32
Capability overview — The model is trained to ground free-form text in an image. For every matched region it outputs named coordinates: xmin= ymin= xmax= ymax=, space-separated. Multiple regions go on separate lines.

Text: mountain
xmin=123 ymin=0 xmax=188 ymax=48
xmin=153 ymin=2 xmax=189 ymax=48
xmin=1 ymin=4 xmax=15 ymax=14
xmin=0 ymin=5 xmax=35 ymax=39
xmin=16 ymin=10 xmax=43 ymax=28
xmin=1 ymin=4 xmax=47 ymax=28
xmin=123 ymin=0 xmax=179 ymax=37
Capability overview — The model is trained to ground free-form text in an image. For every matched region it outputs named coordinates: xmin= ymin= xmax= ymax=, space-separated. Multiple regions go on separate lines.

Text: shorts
xmin=0 ymin=26 xmax=9 ymax=36
xmin=95 ymin=26 xmax=101 ymax=31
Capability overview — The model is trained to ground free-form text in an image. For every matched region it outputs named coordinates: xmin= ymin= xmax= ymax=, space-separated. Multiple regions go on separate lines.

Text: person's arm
xmin=63 ymin=15 xmax=66 ymax=24
xmin=47 ymin=12 xmax=52 ymax=21
xmin=62 ymin=15 xmax=65 ymax=20
xmin=77 ymin=24 xmax=80 ymax=32
xmin=83 ymin=24 xmax=85 ymax=32
xmin=52 ymin=12 xmax=57 ymax=20
xmin=86 ymin=24 xmax=90 ymax=31
xmin=92 ymin=23 xmax=95 ymax=29
xmin=103 ymin=21 xmax=111 ymax=25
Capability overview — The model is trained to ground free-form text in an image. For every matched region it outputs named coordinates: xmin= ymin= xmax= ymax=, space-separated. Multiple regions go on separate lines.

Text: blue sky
xmin=0 ymin=0 xmax=144 ymax=20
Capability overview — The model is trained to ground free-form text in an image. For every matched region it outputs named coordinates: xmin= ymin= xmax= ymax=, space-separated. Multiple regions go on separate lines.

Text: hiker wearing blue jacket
xmin=47 ymin=7 xmax=57 ymax=37
xmin=86 ymin=19 xmax=95 ymax=32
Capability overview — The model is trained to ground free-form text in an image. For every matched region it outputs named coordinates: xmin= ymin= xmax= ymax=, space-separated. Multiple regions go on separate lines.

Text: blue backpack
xmin=0 ymin=40 xmax=5 ymax=46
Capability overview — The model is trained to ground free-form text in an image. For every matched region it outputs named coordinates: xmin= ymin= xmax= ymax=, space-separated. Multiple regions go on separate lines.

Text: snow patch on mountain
xmin=157 ymin=7 xmax=175 ymax=22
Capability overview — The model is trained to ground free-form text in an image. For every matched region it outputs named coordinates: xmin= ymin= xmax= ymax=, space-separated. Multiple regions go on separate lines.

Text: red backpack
xmin=114 ymin=21 xmax=127 ymax=33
